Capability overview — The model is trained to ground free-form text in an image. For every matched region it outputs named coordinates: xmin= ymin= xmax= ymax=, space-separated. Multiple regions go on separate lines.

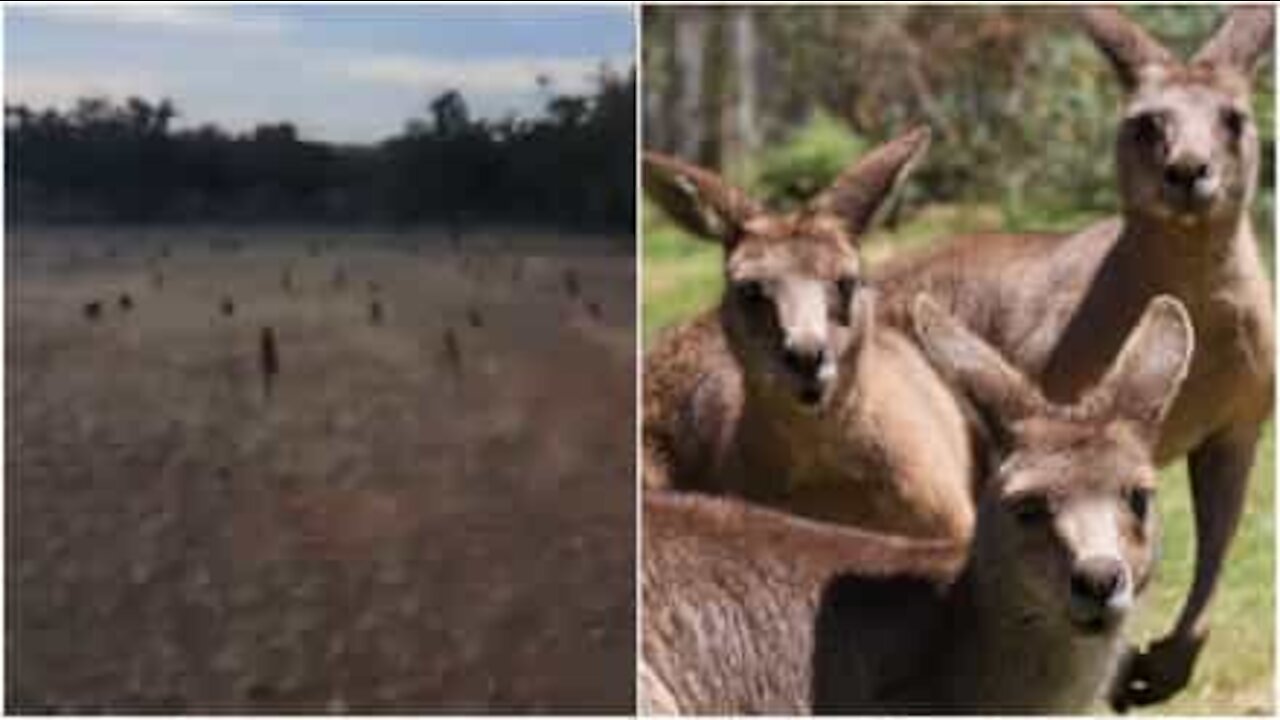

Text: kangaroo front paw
xmin=1108 ymin=633 xmax=1205 ymax=712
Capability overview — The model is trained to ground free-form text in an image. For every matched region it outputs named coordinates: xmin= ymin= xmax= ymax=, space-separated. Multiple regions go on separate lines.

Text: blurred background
xmin=642 ymin=5 xmax=1273 ymax=715
xmin=642 ymin=5 xmax=1274 ymax=334
xmin=7 ymin=6 xmax=634 ymax=230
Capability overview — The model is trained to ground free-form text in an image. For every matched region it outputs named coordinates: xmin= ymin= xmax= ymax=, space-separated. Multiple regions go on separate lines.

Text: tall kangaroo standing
xmin=643 ymin=128 xmax=976 ymax=540
xmin=871 ymin=8 xmax=1274 ymax=708
xmin=642 ymin=295 xmax=1195 ymax=714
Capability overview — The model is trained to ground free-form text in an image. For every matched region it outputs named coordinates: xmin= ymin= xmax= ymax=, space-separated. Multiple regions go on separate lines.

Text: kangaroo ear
xmin=1086 ymin=296 xmax=1194 ymax=444
xmin=1080 ymin=6 xmax=1178 ymax=91
xmin=911 ymin=294 xmax=1044 ymax=430
xmin=1193 ymin=5 xmax=1275 ymax=78
xmin=809 ymin=125 xmax=931 ymax=242
xmin=643 ymin=152 xmax=761 ymax=245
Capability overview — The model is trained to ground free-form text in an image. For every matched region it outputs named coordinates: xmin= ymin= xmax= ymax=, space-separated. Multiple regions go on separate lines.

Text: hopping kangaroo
xmin=872 ymin=7 xmax=1274 ymax=706
xmin=642 ymin=295 xmax=1194 ymax=715
xmin=643 ymin=128 xmax=975 ymax=540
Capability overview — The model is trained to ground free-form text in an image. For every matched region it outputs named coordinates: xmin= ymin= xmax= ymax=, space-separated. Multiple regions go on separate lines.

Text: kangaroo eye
xmin=1221 ymin=107 xmax=1248 ymax=139
xmin=835 ymin=276 xmax=861 ymax=302
xmin=1010 ymin=495 xmax=1051 ymax=527
xmin=1130 ymin=112 xmax=1166 ymax=147
xmin=1125 ymin=487 xmax=1153 ymax=523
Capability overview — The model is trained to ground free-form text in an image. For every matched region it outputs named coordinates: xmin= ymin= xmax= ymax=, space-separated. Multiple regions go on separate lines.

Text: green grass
xmin=641 ymin=200 xmax=1102 ymax=341
xmin=642 ymin=221 xmax=722 ymax=339
xmin=1131 ymin=424 xmax=1275 ymax=715
xmin=643 ymin=202 xmax=1275 ymax=714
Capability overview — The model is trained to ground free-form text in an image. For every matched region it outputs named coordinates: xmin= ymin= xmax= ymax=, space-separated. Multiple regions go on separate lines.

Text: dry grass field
xmin=6 ymin=225 xmax=636 ymax=713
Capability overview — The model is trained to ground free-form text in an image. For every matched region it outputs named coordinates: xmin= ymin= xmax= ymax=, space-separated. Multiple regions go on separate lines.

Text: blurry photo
xmin=6 ymin=5 xmax=636 ymax=713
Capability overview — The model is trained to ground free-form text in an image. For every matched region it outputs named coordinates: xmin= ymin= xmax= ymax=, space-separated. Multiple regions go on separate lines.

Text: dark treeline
xmin=6 ymin=68 xmax=634 ymax=231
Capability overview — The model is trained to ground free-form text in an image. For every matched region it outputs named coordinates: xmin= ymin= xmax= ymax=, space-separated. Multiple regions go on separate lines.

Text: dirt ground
xmin=6 ymin=226 xmax=636 ymax=713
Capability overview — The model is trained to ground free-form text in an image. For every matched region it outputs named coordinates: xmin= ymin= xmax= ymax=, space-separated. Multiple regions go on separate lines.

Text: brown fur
xmin=641 ymin=296 xmax=1194 ymax=714
xmin=871 ymin=7 xmax=1274 ymax=709
xmin=643 ymin=128 xmax=976 ymax=540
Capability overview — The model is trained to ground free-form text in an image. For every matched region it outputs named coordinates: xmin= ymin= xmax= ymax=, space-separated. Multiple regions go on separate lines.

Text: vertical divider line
xmin=632 ymin=1 xmax=645 ymax=714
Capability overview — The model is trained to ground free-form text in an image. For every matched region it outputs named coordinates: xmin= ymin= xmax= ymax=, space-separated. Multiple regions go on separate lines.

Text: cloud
xmin=340 ymin=53 xmax=631 ymax=97
xmin=16 ymin=5 xmax=286 ymax=38
xmin=5 ymin=8 xmax=633 ymax=142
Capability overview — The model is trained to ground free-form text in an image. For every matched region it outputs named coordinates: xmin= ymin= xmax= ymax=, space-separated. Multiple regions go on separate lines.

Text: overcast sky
xmin=5 ymin=4 xmax=634 ymax=143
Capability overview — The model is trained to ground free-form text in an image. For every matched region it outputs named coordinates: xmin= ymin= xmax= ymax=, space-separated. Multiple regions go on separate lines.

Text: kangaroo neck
xmin=736 ymin=339 xmax=871 ymax=449
xmin=923 ymin=545 xmax=1123 ymax=712
xmin=730 ymin=341 xmax=873 ymax=495
xmin=1115 ymin=210 xmax=1252 ymax=300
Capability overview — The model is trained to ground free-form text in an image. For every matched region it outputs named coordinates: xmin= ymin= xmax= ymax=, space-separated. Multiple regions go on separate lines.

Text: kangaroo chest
xmin=725 ymin=405 xmax=907 ymax=527
xmin=1158 ymin=297 xmax=1273 ymax=459
xmin=728 ymin=411 xmax=872 ymax=483
xmin=1037 ymin=245 xmax=1273 ymax=464
xmin=932 ymin=633 xmax=1122 ymax=712
xmin=919 ymin=596 xmax=1126 ymax=713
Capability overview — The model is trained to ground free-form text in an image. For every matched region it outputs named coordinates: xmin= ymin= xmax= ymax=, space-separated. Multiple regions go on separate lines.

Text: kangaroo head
xmin=644 ymin=127 xmax=930 ymax=409
xmin=1082 ymin=6 xmax=1273 ymax=227
xmin=914 ymin=294 xmax=1193 ymax=635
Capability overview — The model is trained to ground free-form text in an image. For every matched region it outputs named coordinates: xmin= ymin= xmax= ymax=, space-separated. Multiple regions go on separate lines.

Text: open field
xmin=643 ymin=205 xmax=1274 ymax=715
xmin=7 ymin=225 xmax=636 ymax=712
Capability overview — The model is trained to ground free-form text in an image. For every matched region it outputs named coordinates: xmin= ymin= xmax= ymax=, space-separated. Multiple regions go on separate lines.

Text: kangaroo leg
xmin=1109 ymin=423 xmax=1260 ymax=711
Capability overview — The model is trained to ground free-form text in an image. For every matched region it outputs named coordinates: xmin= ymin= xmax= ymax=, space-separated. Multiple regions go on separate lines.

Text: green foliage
xmin=999 ymin=29 xmax=1120 ymax=229
xmin=748 ymin=112 xmax=866 ymax=209
xmin=648 ymin=7 xmax=1275 ymax=245
xmin=6 ymin=69 xmax=636 ymax=231
xmin=1259 ymin=189 xmax=1277 ymax=275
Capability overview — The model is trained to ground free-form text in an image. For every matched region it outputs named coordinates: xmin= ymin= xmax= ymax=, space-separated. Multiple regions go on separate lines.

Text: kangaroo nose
xmin=782 ymin=345 xmax=826 ymax=379
xmin=1163 ymin=161 xmax=1210 ymax=192
xmin=1070 ymin=556 xmax=1127 ymax=606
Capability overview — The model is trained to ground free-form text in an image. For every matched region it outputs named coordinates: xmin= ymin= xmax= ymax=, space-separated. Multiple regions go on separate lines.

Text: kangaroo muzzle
xmin=1162 ymin=157 xmax=1219 ymax=211
xmin=776 ymin=281 xmax=838 ymax=406
xmin=1067 ymin=555 xmax=1133 ymax=633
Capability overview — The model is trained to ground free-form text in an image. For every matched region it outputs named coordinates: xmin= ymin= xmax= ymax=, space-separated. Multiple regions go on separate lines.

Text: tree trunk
xmin=642 ymin=7 xmax=670 ymax=153
xmin=672 ymin=8 xmax=707 ymax=162
xmin=732 ymin=9 xmax=760 ymax=157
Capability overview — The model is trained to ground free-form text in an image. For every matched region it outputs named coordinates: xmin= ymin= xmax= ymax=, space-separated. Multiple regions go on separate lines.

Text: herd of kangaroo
xmin=640 ymin=7 xmax=1275 ymax=715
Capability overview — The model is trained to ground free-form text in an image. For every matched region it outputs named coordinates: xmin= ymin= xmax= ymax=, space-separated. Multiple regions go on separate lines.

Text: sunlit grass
xmin=1130 ymin=424 xmax=1275 ymax=715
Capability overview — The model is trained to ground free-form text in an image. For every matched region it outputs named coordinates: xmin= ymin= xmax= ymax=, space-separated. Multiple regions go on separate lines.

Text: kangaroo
xmin=870 ymin=7 xmax=1274 ymax=707
xmin=643 ymin=128 xmax=975 ymax=540
xmin=642 ymin=295 xmax=1194 ymax=715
